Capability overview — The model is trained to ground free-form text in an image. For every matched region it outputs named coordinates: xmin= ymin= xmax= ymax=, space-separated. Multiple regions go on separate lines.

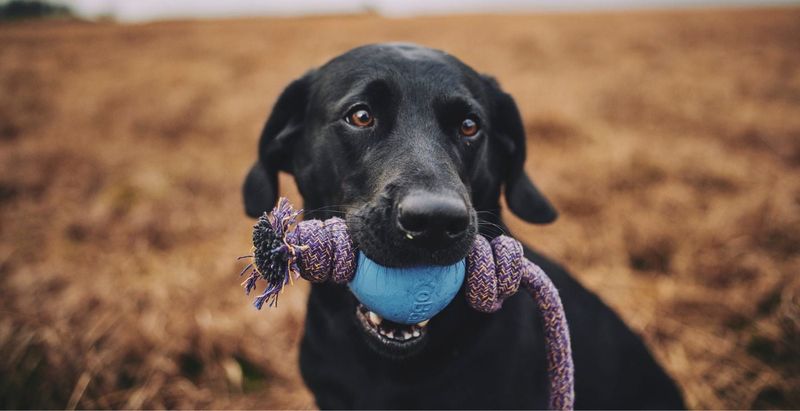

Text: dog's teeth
xmin=368 ymin=311 xmax=382 ymax=325
xmin=403 ymin=331 xmax=412 ymax=340
xmin=412 ymin=329 xmax=421 ymax=337
xmin=417 ymin=320 xmax=429 ymax=327
xmin=386 ymin=330 xmax=395 ymax=339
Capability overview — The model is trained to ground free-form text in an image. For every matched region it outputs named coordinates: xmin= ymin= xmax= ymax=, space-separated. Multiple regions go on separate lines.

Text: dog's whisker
xmin=475 ymin=210 xmax=503 ymax=221
xmin=301 ymin=204 xmax=356 ymax=215
xmin=478 ymin=223 xmax=505 ymax=233
xmin=477 ymin=218 xmax=507 ymax=234
xmin=477 ymin=220 xmax=504 ymax=229
xmin=305 ymin=209 xmax=349 ymax=215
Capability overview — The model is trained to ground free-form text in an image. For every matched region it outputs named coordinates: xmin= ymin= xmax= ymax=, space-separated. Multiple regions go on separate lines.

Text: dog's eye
xmin=345 ymin=106 xmax=374 ymax=128
xmin=459 ymin=117 xmax=480 ymax=137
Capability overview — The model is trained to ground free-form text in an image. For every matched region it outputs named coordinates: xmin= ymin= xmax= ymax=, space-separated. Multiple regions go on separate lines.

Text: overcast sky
xmin=62 ymin=0 xmax=800 ymax=22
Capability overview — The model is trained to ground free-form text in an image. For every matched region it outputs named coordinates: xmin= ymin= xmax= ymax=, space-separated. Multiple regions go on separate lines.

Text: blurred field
xmin=1 ymin=7 xmax=799 ymax=409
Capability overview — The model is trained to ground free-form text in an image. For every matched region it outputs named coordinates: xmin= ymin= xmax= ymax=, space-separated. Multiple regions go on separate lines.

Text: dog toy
xmin=351 ymin=253 xmax=465 ymax=324
xmin=239 ymin=198 xmax=574 ymax=410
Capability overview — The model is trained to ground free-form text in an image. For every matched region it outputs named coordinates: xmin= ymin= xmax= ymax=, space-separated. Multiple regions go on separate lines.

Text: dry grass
xmin=1 ymin=8 xmax=799 ymax=409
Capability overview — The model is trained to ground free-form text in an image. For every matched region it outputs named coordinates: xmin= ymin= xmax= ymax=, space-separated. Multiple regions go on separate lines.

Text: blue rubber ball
xmin=348 ymin=253 xmax=465 ymax=325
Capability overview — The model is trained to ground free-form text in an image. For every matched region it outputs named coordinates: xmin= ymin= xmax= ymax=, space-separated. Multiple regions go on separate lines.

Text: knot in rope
xmin=465 ymin=235 xmax=524 ymax=312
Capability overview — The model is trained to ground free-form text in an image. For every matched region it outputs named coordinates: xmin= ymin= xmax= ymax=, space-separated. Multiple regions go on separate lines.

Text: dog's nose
xmin=397 ymin=191 xmax=470 ymax=246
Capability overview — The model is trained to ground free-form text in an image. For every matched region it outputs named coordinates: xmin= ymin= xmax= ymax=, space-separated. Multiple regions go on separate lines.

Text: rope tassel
xmin=241 ymin=198 xmax=305 ymax=308
xmin=239 ymin=197 xmax=574 ymax=410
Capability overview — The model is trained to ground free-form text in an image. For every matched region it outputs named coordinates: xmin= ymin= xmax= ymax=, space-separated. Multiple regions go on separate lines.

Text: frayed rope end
xmin=239 ymin=197 xmax=303 ymax=309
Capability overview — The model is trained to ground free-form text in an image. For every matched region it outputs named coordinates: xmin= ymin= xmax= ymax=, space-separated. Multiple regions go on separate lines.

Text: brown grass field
xmin=1 ymin=7 xmax=799 ymax=409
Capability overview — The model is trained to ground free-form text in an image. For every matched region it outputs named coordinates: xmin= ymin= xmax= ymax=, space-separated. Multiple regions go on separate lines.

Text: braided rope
xmin=465 ymin=235 xmax=574 ymax=410
xmin=242 ymin=199 xmax=574 ymax=410
xmin=522 ymin=260 xmax=575 ymax=411
xmin=292 ymin=217 xmax=356 ymax=283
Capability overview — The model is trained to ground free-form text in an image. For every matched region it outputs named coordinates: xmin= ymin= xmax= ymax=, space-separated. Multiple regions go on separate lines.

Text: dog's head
xmin=243 ymin=43 xmax=556 ymax=357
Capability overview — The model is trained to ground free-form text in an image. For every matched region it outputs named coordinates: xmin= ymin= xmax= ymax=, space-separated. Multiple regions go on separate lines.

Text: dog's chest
xmin=299 ymin=288 xmax=550 ymax=408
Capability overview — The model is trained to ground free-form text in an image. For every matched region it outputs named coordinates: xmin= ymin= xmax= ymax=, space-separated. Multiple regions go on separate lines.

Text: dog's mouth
xmin=344 ymin=200 xmax=476 ymax=358
xmin=355 ymin=303 xmax=429 ymax=357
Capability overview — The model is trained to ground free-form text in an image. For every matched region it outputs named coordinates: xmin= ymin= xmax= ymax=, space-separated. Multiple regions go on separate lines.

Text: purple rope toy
xmin=240 ymin=198 xmax=575 ymax=410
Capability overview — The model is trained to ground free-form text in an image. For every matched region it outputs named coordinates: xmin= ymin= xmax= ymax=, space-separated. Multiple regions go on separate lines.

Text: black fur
xmin=243 ymin=43 xmax=685 ymax=409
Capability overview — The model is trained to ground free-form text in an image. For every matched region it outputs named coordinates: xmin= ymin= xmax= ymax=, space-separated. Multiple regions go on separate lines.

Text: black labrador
xmin=242 ymin=43 xmax=685 ymax=409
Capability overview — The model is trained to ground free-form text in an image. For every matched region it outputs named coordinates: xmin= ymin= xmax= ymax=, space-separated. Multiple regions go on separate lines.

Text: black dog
xmin=243 ymin=43 xmax=685 ymax=409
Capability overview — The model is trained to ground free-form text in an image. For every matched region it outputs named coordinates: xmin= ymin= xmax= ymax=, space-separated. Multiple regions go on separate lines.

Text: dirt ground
xmin=1 ymin=7 xmax=798 ymax=409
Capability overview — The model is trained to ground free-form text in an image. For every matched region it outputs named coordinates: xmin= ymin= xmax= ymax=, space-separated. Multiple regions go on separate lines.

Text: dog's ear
xmin=243 ymin=71 xmax=314 ymax=218
xmin=243 ymin=160 xmax=277 ymax=218
xmin=483 ymin=75 xmax=557 ymax=224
